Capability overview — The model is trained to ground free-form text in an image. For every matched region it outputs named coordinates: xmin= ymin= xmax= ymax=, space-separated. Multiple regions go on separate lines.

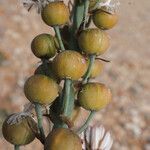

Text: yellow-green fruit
xmin=44 ymin=128 xmax=82 ymax=150
xmin=31 ymin=34 xmax=58 ymax=59
xmin=41 ymin=2 xmax=69 ymax=26
xmin=93 ymin=10 xmax=118 ymax=30
xmin=78 ymin=83 xmax=112 ymax=111
xmin=24 ymin=74 xmax=59 ymax=105
xmin=2 ymin=115 xmax=37 ymax=145
xmin=34 ymin=61 xmax=59 ymax=82
xmin=78 ymin=28 xmax=110 ymax=55
xmin=89 ymin=60 xmax=104 ymax=78
xmin=52 ymin=50 xmax=87 ymax=80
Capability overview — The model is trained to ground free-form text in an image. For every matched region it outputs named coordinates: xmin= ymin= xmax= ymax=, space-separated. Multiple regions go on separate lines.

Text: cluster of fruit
xmin=2 ymin=0 xmax=118 ymax=149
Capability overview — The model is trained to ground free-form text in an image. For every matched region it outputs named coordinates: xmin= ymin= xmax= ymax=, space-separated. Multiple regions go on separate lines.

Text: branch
xmin=62 ymin=79 xmax=73 ymax=117
xmin=14 ymin=145 xmax=19 ymax=150
xmin=82 ymin=54 xmax=96 ymax=84
xmin=34 ymin=103 xmax=45 ymax=141
xmin=54 ymin=26 xmax=65 ymax=50
xmin=77 ymin=111 xmax=96 ymax=134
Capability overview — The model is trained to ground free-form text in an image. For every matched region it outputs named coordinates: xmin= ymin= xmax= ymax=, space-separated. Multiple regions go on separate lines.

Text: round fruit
xmin=41 ymin=2 xmax=69 ymax=26
xmin=93 ymin=10 xmax=118 ymax=30
xmin=78 ymin=28 xmax=110 ymax=55
xmin=34 ymin=61 xmax=59 ymax=82
xmin=44 ymin=128 xmax=82 ymax=150
xmin=24 ymin=74 xmax=59 ymax=105
xmin=2 ymin=114 xmax=36 ymax=145
xmin=52 ymin=50 xmax=87 ymax=80
xmin=78 ymin=82 xmax=112 ymax=111
xmin=31 ymin=34 xmax=57 ymax=59
xmin=89 ymin=59 xmax=104 ymax=78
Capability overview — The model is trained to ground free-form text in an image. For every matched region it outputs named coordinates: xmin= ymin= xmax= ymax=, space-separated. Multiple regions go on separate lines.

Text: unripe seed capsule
xmin=41 ymin=2 xmax=69 ymax=26
xmin=34 ymin=61 xmax=59 ymax=82
xmin=2 ymin=115 xmax=37 ymax=145
xmin=78 ymin=82 xmax=112 ymax=111
xmin=24 ymin=74 xmax=59 ymax=105
xmin=78 ymin=28 xmax=110 ymax=55
xmin=52 ymin=50 xmax=87 ymax=80
xmin=93 ymin=9 xmax=118 ymax=30
xmin=44 ymin=128 xmax=82 ymax=150
xmin=31 ymin=33 xmax=58 ymax=59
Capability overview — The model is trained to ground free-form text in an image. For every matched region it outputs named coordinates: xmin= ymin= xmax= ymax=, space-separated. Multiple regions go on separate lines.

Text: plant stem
xmin=34 ymin=103 xmax=45 ymax=140
xmin=14 ymin=145 xmax=19 ymax=150
xmin=69 ymin=1 xmax=85 ymax=50
xmin=72 ymin=1 xmax=85 ymax=31
xmin=63 ymin=79 xmax=72 ymax=117
xmin=54 ymin=26 xmax=65 ymax=50
xmin=82 ymin=54 xmax=96 ymax=84
xmin=83 ymin=0 xmax=90 ymax=29
xmin=77 ymin=111 xmax=96 ymax=134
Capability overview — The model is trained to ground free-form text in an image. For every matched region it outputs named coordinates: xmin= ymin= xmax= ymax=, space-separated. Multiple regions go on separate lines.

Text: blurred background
xmin=0 ymin=0 xmax=149 ymax=149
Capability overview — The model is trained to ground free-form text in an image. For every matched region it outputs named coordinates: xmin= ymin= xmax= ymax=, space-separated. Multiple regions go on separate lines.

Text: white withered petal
xmin=80 ymin=124 xmax=113 ymax=150
xmin=21 ymin=0 xmax=55 ymax=13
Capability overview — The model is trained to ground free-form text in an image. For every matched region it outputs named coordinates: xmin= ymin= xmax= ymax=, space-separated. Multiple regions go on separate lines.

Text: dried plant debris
xmin=91 ymin=0 xmax=120 ymax=13
xmin=21 ymin=0 xmax=55 ymax=13
xmin=80 ymin=124 xmax=113 ymax=150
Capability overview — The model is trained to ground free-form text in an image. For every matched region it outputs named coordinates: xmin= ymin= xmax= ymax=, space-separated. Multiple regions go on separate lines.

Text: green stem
xmin=54 ymin=26 xmax=65 ymax=50
xmin=77 ymin=111 xmax=96 ymax=134
xmin=72 ymin=1 xmax=85 ymax=31
xmin=83 ymin=0 xmax=90 ymax=29
xmin=82 ymin=54 xmax=96 ymax=84
xmin=63 ymin=79 xmax=72 ymax=117
xmin=14 ymin=145 xmax=19 ymax=150
xmin=68 ymin=1 xmax=85 ymax=50
xmin=34 ymin=103 xmax=45 ymax=140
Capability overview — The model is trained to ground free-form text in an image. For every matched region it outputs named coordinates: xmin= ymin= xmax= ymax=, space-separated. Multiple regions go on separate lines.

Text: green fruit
xmin=52 ymin=50 xmax=87 ymax=80
xmin=34 ymin=61 xmax=59 ymax=82
xmin=78 ymin=82 xmax=112 ymax=111
xmin=41 ymin=2 xmax=69 ymax=26
xmin=93 ymin=10 xmax=118 ymax=30
xmin=31 ymin=33 xmax=57 ymax=59
xmin=78 ymin=28 xmax=110 ymax=55
xmin=24 ymin=74 xmax=59 ymax=105
xmin=44 ymin=128 xmax=82 ymax=150
xmin=2 ymin=114 xmax=37 ymax=145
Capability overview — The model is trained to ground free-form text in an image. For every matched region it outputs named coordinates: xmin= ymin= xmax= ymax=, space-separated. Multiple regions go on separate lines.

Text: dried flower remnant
xmin=6 ymin=112 xmax=32 ymax=125
xmin=80 ymin=124 xmax=113 ymax=150
xmin=21 ymin=0 xmax=55 ymax=13
xmin=91 ymin=0 xmax=120 ymax=13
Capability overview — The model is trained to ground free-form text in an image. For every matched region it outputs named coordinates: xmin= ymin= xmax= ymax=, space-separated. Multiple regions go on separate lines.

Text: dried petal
xmin=7 ymin=112 xmax=32 ymax=125
xmin=80 ymin=124 xmax=113 ymax=150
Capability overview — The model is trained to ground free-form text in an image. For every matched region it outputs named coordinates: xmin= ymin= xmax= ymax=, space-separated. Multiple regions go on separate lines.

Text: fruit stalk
xmin=34 ymin=102 xmax=45 ymax=140
xmin=63 ymin=79 xmax=72 ymax=118
xmin=82 ymin=54 xmax=96 ymax=84
xmin=77 ymin=111 xmax=96 ymax=134
xmin=14 ymin=145 xmax=19 ymax=150
xmin=54 ymin=26 xmax=65 ymax=50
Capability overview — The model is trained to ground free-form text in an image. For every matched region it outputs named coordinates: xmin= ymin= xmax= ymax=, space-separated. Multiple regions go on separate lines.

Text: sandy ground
xmin=0 ymin=0 xmax=150 ymax=149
